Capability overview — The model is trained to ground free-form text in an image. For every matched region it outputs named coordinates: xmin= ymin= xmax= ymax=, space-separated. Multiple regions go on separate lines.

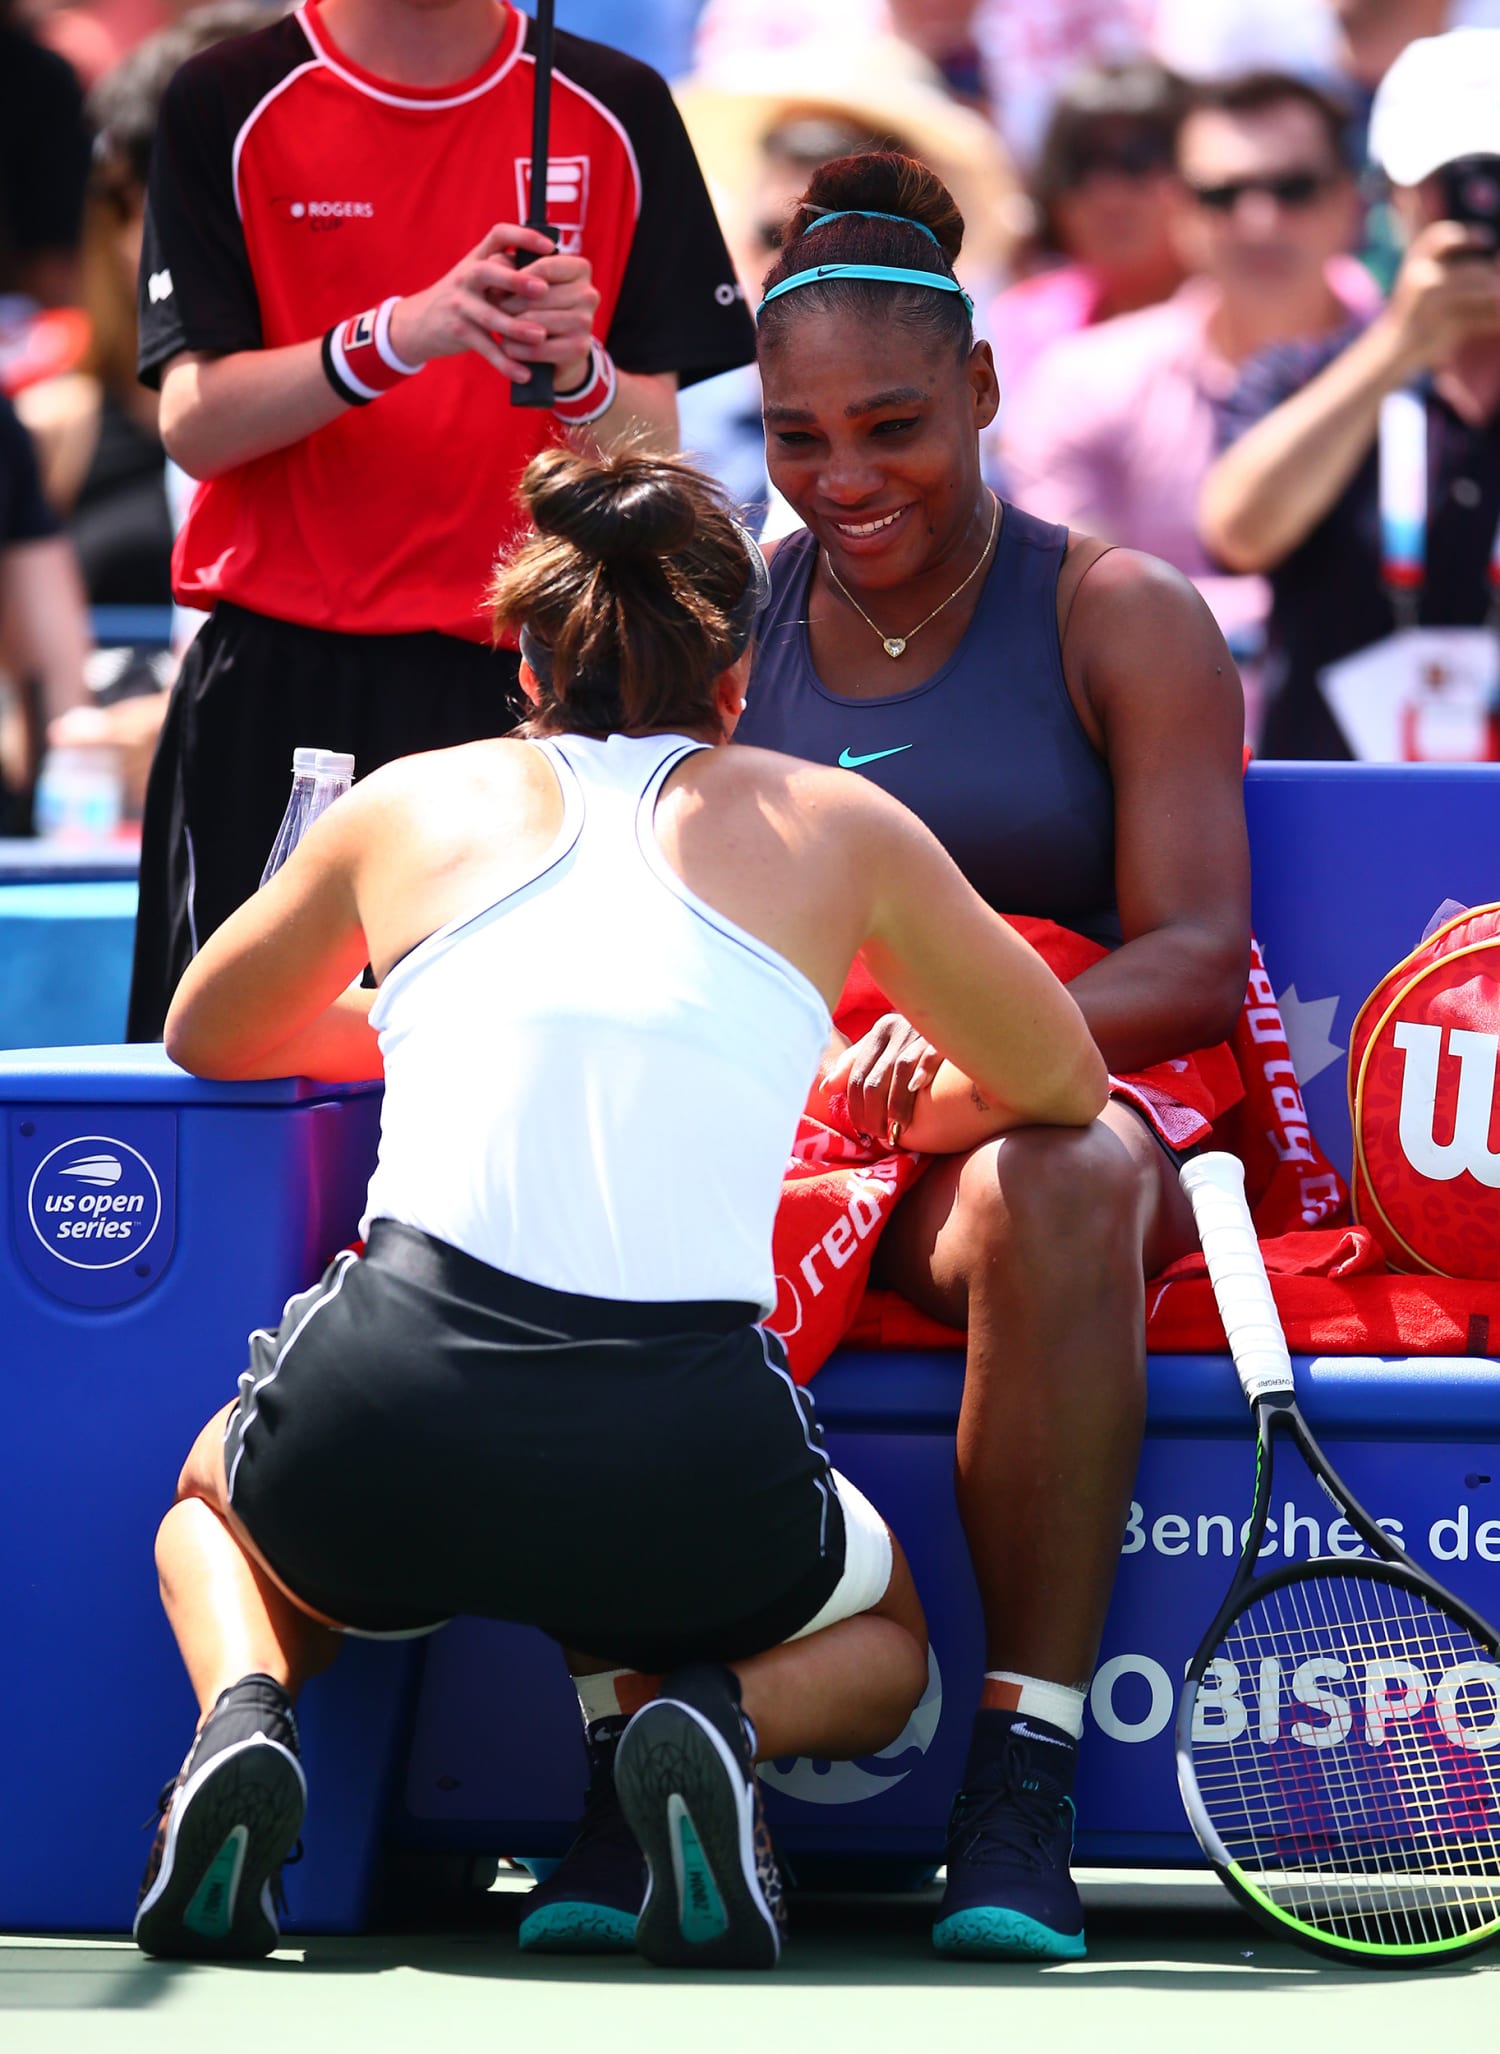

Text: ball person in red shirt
xmin=127 ymin=0 xmax=753 ymax=1037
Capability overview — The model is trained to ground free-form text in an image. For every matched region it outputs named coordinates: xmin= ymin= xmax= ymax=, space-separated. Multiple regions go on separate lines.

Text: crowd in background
xmin=1 ymin=0 xmax=1498 ymax=824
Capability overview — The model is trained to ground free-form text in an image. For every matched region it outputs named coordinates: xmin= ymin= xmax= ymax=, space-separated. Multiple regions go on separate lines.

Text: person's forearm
xmin=1064 ymin=924 xmax=1248 ymax=1075
xmin=584 ymin=367 xmax=678 ymax=454
xmin=899 ymin=1062 xmax=1043 ymax=1153
xmin=0 ymin=536 xmax=90 ymax=730
xmin=169 ymin=984 xmax=382 ymax=1083
xmin=163 ymin=342 xmax=678 ymax=479
xmin=159 ymin=342 xmax=351 ymax=480
xmin=1200 ymin=314 xmax=1419 ymax=573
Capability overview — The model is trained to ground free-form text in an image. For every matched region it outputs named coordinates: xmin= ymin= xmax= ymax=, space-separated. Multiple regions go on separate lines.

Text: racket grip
xmin=1179 ymin=1152 xmax=1294 ymax=1404
xmin=510 ymin=229 xmax=558 ymax=410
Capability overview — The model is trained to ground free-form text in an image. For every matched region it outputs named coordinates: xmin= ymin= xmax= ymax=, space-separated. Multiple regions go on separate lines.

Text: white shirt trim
xmin=231 ymin=58 xmax=322 ymax=222
xmin=293 ymin=0 xmax=526 ymax=111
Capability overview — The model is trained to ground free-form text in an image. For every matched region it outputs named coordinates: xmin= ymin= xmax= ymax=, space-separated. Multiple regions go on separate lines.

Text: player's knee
xmin=959 ymin=1120 xmax=1142 ymax=1264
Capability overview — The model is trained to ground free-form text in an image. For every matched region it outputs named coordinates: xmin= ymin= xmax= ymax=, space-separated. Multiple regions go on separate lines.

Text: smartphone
xmin=1440 ymin=155 xmax=1500 ymax=251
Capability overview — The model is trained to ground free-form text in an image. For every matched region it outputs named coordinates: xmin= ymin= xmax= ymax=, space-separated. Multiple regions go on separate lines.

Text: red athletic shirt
xmin=138 ymin=3 xmax=754 ymax=642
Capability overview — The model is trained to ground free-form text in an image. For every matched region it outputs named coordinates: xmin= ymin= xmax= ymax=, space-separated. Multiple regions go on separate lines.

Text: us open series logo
xmin=27 ymin=1134 xmax=163 ymax=1272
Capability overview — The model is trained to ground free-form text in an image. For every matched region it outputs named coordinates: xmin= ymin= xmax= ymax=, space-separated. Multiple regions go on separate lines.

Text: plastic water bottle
xmin=259 ymin=747 xmax=355 ymax=887
xmin=33 ymin=743 xmax=125 ymax=844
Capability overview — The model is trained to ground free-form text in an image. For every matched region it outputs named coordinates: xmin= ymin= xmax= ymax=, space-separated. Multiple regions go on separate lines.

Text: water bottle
xmin=259 ymin=747 xmax=355 ymax=887
xmin=33 ymin=743 xmax=125 ymax=845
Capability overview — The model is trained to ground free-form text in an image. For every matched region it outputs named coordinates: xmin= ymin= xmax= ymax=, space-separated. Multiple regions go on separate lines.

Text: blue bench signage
xmin=11 ymin=1108 xmax=176 ymax=1308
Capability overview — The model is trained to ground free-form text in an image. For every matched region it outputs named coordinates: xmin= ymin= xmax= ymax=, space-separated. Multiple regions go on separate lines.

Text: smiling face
xmin=759 ymin=304 xmax=999 ymax=594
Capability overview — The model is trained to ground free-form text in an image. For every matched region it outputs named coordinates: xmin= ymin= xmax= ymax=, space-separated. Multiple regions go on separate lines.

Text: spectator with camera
xmin=1201 ymin=29 xmax=1500 ymax=760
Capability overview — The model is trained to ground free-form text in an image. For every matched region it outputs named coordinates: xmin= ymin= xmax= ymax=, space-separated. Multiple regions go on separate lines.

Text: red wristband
xmin=324 ymin=297 xmax=423 ymax=405
xmin=551 ymin=341 xmax=617 ymax=425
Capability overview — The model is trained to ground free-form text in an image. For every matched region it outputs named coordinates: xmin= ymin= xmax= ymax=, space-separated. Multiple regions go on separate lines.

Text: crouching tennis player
xmin=136 ymin=445 xmax=1107 ymax=1970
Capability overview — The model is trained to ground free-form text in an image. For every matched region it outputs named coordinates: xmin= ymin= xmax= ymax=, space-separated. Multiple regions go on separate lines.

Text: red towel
xmin=770 ymin=919 xmax=1258 ymax=1381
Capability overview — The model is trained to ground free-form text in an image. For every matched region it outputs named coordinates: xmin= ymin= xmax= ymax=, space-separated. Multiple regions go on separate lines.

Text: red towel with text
xmin=770 ymin=919 xmax=1253 ymax=1380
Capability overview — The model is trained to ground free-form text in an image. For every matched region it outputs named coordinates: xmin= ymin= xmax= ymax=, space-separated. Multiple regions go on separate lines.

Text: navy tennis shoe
xmin=135 ymin=1673 xmax=305 ymax=1960
xmin=614 ymin=1663 xmax=782 ymax=1969
xmin=932 ymin=1708 xmax=1087 ymax=1961
xmin=517 ymin=1716 xmax=645 ymax=1953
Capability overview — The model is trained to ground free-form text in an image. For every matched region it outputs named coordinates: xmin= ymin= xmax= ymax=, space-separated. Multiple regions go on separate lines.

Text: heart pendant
xmin=883 ymin=637 xmax=907 ymax=658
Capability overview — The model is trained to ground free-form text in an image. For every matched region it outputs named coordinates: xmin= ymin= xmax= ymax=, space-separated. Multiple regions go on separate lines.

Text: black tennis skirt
xmin=223 ymin=1220 xmax=848 ymax=1671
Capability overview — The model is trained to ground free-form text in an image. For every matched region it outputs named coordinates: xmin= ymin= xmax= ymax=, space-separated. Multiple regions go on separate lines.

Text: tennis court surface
xmin=8 ymin=1870 xmax=1500 ymax=2054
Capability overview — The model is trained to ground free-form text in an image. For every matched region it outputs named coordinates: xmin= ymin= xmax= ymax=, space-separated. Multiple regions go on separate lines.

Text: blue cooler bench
xmin=388 ymin=762 xmax=1500 ymax=1880
xmin=3 ymin=764 xmax=1497 ymax=1926
xmin=0 ymin=1047 xmax=414 ymax=1932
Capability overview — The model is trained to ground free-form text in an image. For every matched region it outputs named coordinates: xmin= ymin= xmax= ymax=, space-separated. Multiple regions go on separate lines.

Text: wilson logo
xmin=1393 ymin=1023 xmax=1500 ymax=1188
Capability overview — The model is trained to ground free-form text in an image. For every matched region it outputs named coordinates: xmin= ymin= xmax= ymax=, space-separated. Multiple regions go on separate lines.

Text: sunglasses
xmin=1187 ymin=170 xmax=1337 ymax=212
xmin=1066 ymin=133 xmax=1174 ymax=186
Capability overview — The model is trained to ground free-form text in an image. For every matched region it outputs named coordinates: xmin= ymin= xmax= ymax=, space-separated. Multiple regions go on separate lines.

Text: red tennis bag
xmin=1349 ymin=902 xmax=1500 ymax=1279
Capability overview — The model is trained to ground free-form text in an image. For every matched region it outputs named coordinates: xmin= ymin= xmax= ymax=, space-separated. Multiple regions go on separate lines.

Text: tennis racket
xmin=511 ymin=0 xmax=558 ymax=410
xmin=1176 ymin=1150 xmax=1500 ymax=1964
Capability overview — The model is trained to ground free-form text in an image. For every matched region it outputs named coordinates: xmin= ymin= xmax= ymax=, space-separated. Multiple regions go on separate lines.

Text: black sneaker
xmin=517 ymin=1716 xmax=645 ymax=1953
xmin=134 ymin=1674 xmax=306 ymax=1961
xmin=614 ymin=1663 xmax=782 ymax=1969
xmin=932 ymin=1709 xmax=1087 ymax=1961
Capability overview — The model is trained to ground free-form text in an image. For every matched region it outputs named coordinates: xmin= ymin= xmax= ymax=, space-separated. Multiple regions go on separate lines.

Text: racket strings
xmin=1191 ymin=1572 xmax=1500 ymax=1949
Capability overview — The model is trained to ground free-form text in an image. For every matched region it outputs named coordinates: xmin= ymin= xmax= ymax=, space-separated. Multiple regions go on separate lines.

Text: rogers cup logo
xmin=27 ymin=1134 xmax=163 ymax=1271
xmin=1393 ymin=1024 xmax=1500 ymax=1187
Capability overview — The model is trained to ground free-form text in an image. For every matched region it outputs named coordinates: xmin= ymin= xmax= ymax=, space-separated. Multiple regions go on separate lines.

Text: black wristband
xmin=321 ymin=325 xmax=371 ymax=407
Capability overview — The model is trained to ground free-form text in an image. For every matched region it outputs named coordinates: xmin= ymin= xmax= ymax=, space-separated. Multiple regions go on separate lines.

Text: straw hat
xmin=673 ymin=39 xmax=1024 ymax=286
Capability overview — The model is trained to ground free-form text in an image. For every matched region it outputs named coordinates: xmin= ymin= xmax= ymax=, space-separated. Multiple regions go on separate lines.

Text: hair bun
xmin=795 ymin=151 xmax=964 ymax=265
xmin=524 ymin=448 xmax=697 ymax=562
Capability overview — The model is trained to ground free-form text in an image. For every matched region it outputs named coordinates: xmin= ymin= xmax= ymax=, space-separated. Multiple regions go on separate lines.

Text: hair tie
xmin=799 ymin=208 xmax=945 ymax=248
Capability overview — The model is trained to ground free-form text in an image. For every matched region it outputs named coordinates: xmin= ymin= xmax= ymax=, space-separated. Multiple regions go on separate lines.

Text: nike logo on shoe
xmin=838 ymin=745 xmax=914 ymax=769
xmin=1012 ymin=1722 xmax=1073 ymax=1749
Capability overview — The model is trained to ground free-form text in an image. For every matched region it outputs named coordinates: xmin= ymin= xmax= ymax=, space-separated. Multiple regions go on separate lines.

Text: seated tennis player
xmin=135 ymin=445 xmax=1107 ymax=1970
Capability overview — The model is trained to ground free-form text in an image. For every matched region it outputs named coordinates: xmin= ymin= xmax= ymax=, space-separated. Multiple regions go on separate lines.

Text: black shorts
xmin=223 ymin=1221 xmax=850 ymax=1672
xmin=126 ymin=604 xmax=522 ymax=1041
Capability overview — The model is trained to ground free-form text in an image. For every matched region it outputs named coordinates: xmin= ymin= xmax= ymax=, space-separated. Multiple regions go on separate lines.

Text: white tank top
xmin=360 ymin=731 xmax=831 ymax=1313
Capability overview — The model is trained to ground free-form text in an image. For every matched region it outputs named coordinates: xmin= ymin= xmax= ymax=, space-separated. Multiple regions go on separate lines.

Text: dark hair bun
xmin=793 ymin=151 xmax=964 ymax=266
xmin=523 ymin=447 xmax=697 ymax=562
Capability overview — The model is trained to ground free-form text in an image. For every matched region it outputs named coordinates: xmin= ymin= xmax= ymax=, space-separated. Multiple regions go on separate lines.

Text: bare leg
xmin=160 ymin=1403 xmax=341 ymax=1721
xmin=875 ymin=1106 xmax=1195 ymax=1694
xmin=564 ymin=1535 xmax=927 ymax=1760
xmin=731 ymin=1532 xmax=927 ymax=1761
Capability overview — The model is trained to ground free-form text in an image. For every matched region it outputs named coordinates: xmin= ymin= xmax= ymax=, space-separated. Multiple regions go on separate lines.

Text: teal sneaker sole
xmin=517 ymin=1902 xmax=639 ymax=1953
xmin=932 ymin=1906 xmax=1087 ymax=1962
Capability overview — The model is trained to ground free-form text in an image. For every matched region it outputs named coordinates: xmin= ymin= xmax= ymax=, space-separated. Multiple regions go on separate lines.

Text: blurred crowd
xmin=1 ymin=0 xmax=1498 ymax=829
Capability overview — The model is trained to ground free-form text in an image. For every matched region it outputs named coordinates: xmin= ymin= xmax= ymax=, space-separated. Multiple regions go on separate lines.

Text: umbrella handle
xmin=510 ymin=225 xmax=559 ymax=409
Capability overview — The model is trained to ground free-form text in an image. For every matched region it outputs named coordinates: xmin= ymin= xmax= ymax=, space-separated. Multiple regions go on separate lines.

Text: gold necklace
xmin=821 ymin=492 xmax=1000 ymax=659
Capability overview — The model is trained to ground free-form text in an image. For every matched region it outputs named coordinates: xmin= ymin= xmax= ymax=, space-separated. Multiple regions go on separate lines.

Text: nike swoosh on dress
xmin=838 ymin=745 xmax=915 ymax=770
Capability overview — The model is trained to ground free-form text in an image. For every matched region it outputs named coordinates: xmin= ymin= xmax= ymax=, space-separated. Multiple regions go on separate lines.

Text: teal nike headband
xmin=755 ymin=208 xmax=975 ymax=322
xmin=756 ymin=264 xmax=975 ymax=321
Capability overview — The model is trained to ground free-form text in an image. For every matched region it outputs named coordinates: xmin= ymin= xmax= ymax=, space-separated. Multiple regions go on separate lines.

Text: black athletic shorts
xmin=223 ymin=1221 xmax=849 ymax=1672
xmin=127 ymin=604 xmax=522 ymax=1041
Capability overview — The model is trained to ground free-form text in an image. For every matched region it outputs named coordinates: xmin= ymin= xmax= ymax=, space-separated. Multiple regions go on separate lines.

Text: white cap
xmin=291 ymin=746 xmax=355 ymax=779
xmin=1368 ymin=28 xmax=1500 ymax=187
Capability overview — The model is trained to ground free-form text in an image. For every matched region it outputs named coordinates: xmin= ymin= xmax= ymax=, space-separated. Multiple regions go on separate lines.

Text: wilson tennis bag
xmin=1349 ymin=902 xmax=1500 ymax=1279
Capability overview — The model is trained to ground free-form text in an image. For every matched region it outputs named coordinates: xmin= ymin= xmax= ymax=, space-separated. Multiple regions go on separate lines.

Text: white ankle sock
xmin=573 ymin=1669 xmax=632 ymax=1728
xmin=985 ymin=1671 xmax=1086 ymax=1740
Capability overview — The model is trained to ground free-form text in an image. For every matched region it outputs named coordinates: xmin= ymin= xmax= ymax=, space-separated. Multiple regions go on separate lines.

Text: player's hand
xmin=1380 ymin=221 xmax=1500 ymax=376
xmin=823 ymin=1013 xmax=941 ymax=1149
xmin=387 ymin=225 xmax=593 ymax=383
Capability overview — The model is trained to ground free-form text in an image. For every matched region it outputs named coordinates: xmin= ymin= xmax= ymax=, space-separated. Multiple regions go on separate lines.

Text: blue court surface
xmin=6 ymin=1871 xmax=1500 ymax=2053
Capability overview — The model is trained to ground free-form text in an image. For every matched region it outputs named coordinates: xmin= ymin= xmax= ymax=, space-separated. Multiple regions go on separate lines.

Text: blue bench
xmin=1 ymin=762 xmax=1496 ymax=1930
